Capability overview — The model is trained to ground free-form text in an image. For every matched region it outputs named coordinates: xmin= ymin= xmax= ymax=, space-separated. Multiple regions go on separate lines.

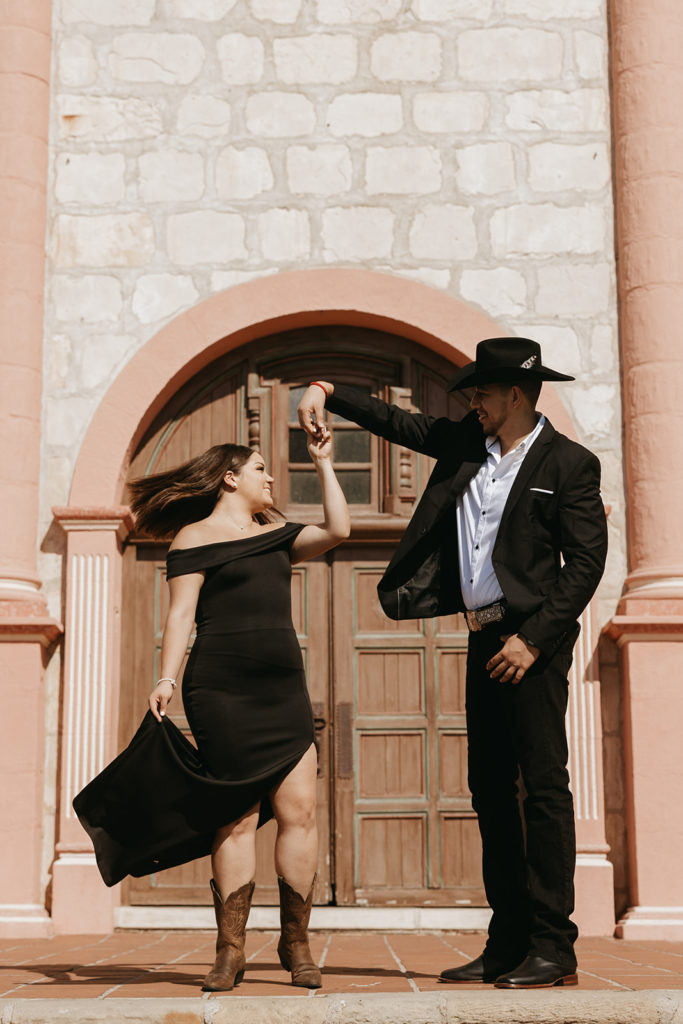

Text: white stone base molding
xmin=116 ymin=905 xmax=492 ymax=932
xmin=51 ymin=852 xmax=118 ymax=935
xmin=616 ymin=907 xmax=683 ymax=941
xmin=0 ymin=905 xmax=53 ymax=939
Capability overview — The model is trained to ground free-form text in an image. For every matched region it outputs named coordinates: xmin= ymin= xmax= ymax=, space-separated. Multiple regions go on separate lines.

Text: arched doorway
xmin=119 ymin=325 xmax=486 ymax=910
xmin=52 ymin=270 xmax=612 ymax=936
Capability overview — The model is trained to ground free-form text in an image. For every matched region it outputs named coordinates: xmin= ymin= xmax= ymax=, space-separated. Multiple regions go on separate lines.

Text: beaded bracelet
xmin=309 ymin=381 xmax=330 ymax=397
xmin=157 ymin=677 xmax=176 ymax=689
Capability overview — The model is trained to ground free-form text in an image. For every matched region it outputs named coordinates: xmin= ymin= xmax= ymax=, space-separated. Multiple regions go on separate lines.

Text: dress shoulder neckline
xmin=168 ymin=522 xmax=297 ymax=556
xmin=165 ymin=523 xmax=305 ymax=580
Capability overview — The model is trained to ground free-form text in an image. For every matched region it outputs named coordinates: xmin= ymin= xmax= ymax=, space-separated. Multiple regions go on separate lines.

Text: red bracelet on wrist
xmin=309 ymin=381 xmax=330 ymax=397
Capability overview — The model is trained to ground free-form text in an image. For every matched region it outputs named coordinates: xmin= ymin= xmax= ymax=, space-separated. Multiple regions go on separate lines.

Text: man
xmin=298 ymin=337 xmax=607 ymax=989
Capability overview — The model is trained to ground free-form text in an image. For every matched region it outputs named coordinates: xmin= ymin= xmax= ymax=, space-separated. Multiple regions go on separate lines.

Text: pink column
xmin=51 ymin=509 xmax=134 ymax=933
xmin=606 ymin=0 xmax=683 ymax=938
xmin=0 ymin=0 xmax=60 ymax=936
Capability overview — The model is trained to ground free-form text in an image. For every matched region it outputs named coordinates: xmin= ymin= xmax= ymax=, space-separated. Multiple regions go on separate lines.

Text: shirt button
xmin=482 ymin=511 xmax=486 ymax=515
xmin=475 ymin=545 xmax=479 ymax=549
xmin=470 ymin=578 xmax=473 ymax=583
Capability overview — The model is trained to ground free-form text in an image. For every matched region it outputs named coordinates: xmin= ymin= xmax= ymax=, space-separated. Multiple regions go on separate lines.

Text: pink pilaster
xmin=569 ymin=606 xmax=614 ymax=935
xmin=51 ymin=509 xmax=133 ymax=931
xmin=0 ymin=0 xmax=60 ymax=936
xmin=50 ymin=509 xmax=134 ymax=933
xmin=608 ymin=0 xmax=683 ymax=938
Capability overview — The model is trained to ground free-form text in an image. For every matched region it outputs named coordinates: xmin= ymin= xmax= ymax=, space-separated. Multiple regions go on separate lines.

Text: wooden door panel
xmin=358 ymin=815 xmax=427 ymax=889
xmin=438 ymin=612 xmax=468 ymax=634
xmin=441 ymin=815 xmax=485 ymax=892
xmin=436 ymin=650 xmax=468 ymax=716
xmin=333 ymin=544 xmax=486 ymax=906
xmin=439 ymin=733 xmax=470 ymax=797
xmin=254 ymin=819 xmax=279 ymax=887
xmin=358 ymin=732 xmax=426 ymax=799
xmin=353 ymin=569 xmax=422 ymax=635
xmin=290 ymin=568 xmax=306 ymax=634
xmin=357 ymin=650 xmax=425 ymax=716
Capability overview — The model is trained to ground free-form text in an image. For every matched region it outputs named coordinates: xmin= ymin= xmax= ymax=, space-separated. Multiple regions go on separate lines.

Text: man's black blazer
xmin=326 ymin=384 xmax=607 ymax=658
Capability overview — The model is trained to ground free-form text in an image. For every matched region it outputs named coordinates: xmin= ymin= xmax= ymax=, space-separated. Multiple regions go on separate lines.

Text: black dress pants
xmin=466 ymin=621 xmax=578 ymax=972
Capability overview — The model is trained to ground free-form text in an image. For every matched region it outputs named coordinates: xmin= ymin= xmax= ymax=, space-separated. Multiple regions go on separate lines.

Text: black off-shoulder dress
xmin=73 ymin=522 xmax=316 ymax=887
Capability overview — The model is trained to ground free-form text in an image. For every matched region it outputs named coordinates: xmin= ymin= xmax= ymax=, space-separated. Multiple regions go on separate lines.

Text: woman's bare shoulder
xmin=169 ymin=522 xmax=211 ymax=552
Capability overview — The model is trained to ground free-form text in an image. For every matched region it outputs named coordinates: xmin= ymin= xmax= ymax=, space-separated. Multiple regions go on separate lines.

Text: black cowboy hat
xmin=447 ymin=337 xmax=575 ymax=392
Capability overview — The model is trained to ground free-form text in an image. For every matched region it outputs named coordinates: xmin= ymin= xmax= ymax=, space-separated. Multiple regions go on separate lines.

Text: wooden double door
xmin=119 ymin=326 xmax=485 ymax=908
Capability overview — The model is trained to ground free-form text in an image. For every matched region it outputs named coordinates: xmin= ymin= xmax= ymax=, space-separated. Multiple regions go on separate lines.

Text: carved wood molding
xmin=384 ymin=386 xmax=417 ymax=517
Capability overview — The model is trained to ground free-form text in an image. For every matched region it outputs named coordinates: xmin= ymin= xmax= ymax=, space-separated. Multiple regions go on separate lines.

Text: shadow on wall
xmin=42 ymin=519 xmax=66 ymax=558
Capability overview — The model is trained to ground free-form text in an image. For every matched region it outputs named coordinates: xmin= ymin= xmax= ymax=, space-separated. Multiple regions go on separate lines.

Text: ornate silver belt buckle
xmin=466 ymin=601 xmax=505 ymax=631
xmin=478 ymin=602 xmax=503 ymax=627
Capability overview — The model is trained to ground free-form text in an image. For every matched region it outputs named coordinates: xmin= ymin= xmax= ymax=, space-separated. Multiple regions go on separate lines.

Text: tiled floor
xmin=1 ymin=932 xmax=683 ymax=999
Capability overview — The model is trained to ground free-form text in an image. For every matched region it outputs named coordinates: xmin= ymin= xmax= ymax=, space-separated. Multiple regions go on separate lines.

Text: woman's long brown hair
xmin=127 ymin=444 xmax=282 ymax=539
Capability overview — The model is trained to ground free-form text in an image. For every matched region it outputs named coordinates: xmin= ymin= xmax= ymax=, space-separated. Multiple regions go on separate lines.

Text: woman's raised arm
xmin=290 ymin=429 xmax=350 ymax=563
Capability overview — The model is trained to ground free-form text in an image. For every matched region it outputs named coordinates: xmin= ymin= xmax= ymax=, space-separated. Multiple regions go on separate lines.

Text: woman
xmin=127 ymin=426 xmax=349 ymax=991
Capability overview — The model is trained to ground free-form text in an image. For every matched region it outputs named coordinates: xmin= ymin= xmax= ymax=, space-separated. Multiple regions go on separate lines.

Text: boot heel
xmin=234 ymin=969 xmax=245 ymax=986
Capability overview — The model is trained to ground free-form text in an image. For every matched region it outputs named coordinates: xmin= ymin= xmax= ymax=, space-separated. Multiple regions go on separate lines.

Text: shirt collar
xmin=486 ymin=414 xmax=546 ymax=456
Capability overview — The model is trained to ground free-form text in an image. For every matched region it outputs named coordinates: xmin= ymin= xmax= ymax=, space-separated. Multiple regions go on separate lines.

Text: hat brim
xmin=447 ymin=362 xmax=575 ymax=392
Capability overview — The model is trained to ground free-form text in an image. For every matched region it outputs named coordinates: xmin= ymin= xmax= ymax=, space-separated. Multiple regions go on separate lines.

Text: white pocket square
xmin=530 ymin=487 xmax=554 ymax=494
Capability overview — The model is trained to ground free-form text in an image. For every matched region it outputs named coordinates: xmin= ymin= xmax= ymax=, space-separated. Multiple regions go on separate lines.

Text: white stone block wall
xmin=42 ymin=0 xmax=623 ymax=621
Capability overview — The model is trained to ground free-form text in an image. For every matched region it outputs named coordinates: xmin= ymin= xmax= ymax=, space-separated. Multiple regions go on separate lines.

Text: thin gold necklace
xmin=226 ymin=516 xmax=252 ymax=532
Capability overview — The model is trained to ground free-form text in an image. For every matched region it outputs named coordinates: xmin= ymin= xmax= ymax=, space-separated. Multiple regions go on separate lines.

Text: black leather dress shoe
xmin=494 ymin=954 xmax=578 ymax=989
xmin=439 ymin=954 xmax=511 ymax=984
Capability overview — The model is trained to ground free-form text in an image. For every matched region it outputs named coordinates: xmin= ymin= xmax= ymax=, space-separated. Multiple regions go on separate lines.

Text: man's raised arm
xmin=297 ymin=380 xmax=456 ymax=459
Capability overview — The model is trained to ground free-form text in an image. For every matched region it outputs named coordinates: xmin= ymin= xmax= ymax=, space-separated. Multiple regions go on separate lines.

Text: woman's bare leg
xmin=203 ymin=804 xmax=259 ymax=992
xmin=270 ymin=744 xmax=318 ymax=895
xmin=211 ymin=803 xmax=260 ymax=898
xmin=270 ymin=745 xmax=321 ymax=988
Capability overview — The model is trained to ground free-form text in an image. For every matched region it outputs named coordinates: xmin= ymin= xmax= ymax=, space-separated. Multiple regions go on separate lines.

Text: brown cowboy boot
xmin=276 ymin=874 xmax=322 ymax=988
xmin=202 ymin=878 xmax=255 ymax=991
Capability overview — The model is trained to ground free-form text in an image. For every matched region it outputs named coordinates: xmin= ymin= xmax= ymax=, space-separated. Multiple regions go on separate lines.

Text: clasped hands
xmin=298 ymin=383 xmax=334 ymax=463
xmin=487 ymin=634 xmax=539 ymax=685
xmin=298 ymin=383 xmax=329 ymax=441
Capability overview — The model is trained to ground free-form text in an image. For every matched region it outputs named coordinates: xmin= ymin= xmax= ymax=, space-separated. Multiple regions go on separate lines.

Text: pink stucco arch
xmin=69 ymin=268 xmax=576 ymax=507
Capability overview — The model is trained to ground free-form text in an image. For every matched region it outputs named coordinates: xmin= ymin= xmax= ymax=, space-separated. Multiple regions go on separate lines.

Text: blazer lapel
xmin=385 ymin=428 xmax=487 ymax=574
xmin=443 ymin=459 xmax=487 ymax=507
xmin=497 ymin=418 xmax=556 ymax=530
xmin=429 ymin=441 xmax=488 ymax=527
